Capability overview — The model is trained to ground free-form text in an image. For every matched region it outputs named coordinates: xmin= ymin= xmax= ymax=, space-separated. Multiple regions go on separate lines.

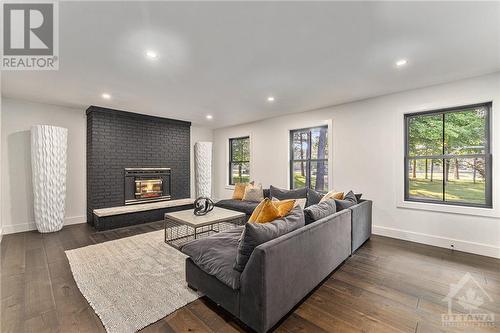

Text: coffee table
xmin=164 ymin=207 xmax=246 ymax=248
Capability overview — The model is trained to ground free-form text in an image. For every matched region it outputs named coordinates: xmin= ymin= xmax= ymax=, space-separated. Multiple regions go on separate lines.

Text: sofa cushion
xmin=234 ymin=206 xmax=305 ymax=272
xmin=320 ymin=190 xmax=344 ymax=202
xmin=335 ymin=190 xmax=358 ymax=211
xmin=248 ymin=198 xmax=280 ymax=223
xmin=242 ymin=183 xmax=264 ymax=202
xmin=181 ymin=227 xmax=243 ymax=290
xmin=250 ymin=198 xmax=296 ymax=223
xmin=306 ymin=189 xmax=324 ymax=207
xmin=303 ymin=199 xmax=337 ymax=225
xmin=215 ymin=199 xmax=259 ymax=215
xmin=270 ymin=185 xmax=307 ymax=201
xmin=232 ymin=183 xmax=248 ymax=200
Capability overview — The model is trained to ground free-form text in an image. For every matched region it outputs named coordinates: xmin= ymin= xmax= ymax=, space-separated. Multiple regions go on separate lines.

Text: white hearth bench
xmin=92 ymin=198 xmax=195 ymax=231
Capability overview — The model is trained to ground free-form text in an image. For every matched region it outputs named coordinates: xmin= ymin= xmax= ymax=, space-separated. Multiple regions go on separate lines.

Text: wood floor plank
xmin=186 ymin=299 xmax=242 ymax=333
xmin=1 ymin=232 xmax=26 ymax=277
xmin=2 ymin=224 xmax=499 ymax=333
xmin=165 ymin=309 xmax=214 ymax=332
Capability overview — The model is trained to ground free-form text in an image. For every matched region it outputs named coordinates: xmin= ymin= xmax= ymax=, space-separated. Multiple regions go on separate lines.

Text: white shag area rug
xmin=65 ymin=230 xmax=200 ymax=333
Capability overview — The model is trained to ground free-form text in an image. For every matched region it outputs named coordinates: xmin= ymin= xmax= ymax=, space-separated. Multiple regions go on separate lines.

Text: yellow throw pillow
xmin=274 ymin=199 xmax=296 ymax=217
xmin=249 ymin=198 xmax=296 ymax=223
xmin=320 ymin=190 xmax=344 ymax=202
xmin=232 ymin=183 xmax=248 ymax=200
xmin=249 ymin=198 xmax=280 ymax=223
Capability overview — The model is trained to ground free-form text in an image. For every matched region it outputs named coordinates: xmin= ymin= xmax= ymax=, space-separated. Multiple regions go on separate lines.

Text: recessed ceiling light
xmin=101 ymin=93 xmax=111 ymax=99
xmin=206 ymin=115 xmax=213 ymax=120
xmin=146 ymin=50 xmax=158 ymax=59
xmin=267 ymin=96 xmax=275 ymax=102
xmin=396 ymin=59 xmax=408 ymax=67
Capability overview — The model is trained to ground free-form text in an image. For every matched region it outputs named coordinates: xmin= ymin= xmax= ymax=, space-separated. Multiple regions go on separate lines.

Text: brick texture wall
xmin=86 ymin=106 xmax=191 ymax=223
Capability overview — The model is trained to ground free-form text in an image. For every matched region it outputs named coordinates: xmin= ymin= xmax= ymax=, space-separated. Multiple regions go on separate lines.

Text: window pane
xmin=408 ymin=158 xmax=443 ymax=200
xmin=445 ymin=108 xmax=487 ymax=155
xmin=292 ymin=161 xmax=307 ymax=189
xmin=231 ymin=162 xmax=250 ymax=184
xmin=231 ymin=137 xmax=250 ymax=162
xmin=311 ymin=127 xmax=328 ymax=159
xmin=408 ymin=114 xmax=443 ymax=156
xmin=444 ymin=157 xmax=486 ymax=205
xmin=310 ymin=160 xmax=328 ymax=192
xmin=292 ymin=131 xmax=309 ymax=160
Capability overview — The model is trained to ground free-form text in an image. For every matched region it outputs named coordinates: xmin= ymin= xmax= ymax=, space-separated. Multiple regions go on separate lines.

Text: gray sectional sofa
xmin=183 ymin=208 xmax=352 ymax=333
xmin=216 ymin=187 xmax=372 ymax=254
xmin=182 ymin=187 xmax=372 ymax=332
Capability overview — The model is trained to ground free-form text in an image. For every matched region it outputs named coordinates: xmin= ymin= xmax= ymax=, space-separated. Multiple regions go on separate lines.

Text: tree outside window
xmin=405 ymin=103 xmax=492 ymax=207
xmin=290 ymin=126 xmax=328 ymax=192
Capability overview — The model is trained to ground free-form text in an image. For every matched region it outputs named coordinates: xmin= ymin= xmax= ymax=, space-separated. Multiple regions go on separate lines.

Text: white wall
xmin=1 ymin=98 xmax=213 ymax=234
xmin=1 ymin=99 xmax=87 ymax=234
xmin=213 ymin=73 xmax=500 ymax=258
xmin=0 ymin=81 xmax=3 ymax=241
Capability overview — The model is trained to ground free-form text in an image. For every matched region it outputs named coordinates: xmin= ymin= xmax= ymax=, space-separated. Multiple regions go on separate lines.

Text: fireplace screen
xmin=135 ymin=179 xmax=163 ymax=199
xmin=124 ymin=168 xmax=171 ymax=205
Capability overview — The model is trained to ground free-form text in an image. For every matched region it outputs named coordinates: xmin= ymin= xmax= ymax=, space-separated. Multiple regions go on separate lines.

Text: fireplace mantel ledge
xmin=93 ymin=198 xmax=195 ymax=218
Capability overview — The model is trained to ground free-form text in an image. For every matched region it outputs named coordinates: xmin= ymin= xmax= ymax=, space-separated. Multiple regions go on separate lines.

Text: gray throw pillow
xmin=270 ymin=185 xmax=307 ymax=201
xmin=335 ymin=190 xmax=358 ymax=211
xmin=303 ymin=199 xmax=337 ymax=225
xmin=234 ymin=206 xmax=305 ymax=272
xmin=306 ymin=189 xmax=324 ymax=207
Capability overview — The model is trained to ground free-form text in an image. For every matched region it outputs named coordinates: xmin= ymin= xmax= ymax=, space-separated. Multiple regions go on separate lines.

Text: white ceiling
xmin=2 ymin=1 xmax=500 ymax=128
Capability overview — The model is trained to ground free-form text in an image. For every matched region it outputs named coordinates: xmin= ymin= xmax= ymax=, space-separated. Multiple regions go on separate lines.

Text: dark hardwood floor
xmin=1 ymin=222 xmax=499 ymax=333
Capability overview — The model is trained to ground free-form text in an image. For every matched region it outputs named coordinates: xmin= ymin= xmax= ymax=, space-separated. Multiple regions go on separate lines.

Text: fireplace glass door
xmin=135 ymin=179 xmax=163 ymax=199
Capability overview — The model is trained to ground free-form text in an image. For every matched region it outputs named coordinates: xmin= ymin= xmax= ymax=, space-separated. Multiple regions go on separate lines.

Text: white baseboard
xmin=2 ymin=216 xmax=87 ymax=235
xmin=373 ymin=225 xmax=500 ymax=259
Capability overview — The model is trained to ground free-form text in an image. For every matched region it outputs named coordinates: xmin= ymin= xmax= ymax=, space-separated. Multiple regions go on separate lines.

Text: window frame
xmin=289 ymin=125 xmax=329 ymax=192
xmin=404 ymin=102 xmax=492 ymax=208
xmin=228 ymin=136 xmax=250 ymax=186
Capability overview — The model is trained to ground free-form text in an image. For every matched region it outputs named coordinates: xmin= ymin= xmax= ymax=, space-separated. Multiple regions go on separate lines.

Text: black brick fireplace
xmin=86 ymin=106 xmax=191 ymax=227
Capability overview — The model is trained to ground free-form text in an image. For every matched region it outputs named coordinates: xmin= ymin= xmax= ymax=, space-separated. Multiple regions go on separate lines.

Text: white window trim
xmin=286 ymin=119 xmax=334 ymax=191
xmin=394 ymin=101 xmax=499 ymax=218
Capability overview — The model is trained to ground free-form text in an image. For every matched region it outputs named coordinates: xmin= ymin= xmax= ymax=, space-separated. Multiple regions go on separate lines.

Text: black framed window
xmin=290 ymin=126 xmax=328 ymax=192
xmin=405 ymin=102 xmax=492 ymax=208
xmin=229 ymin=136 xmax=250 ymax=185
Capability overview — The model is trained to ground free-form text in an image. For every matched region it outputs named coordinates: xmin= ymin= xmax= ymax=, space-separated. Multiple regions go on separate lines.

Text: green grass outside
xmin=294 ymin=174 xmax=306 ymax=188
xmin=293 ymin=174 xmax=328 ymax=192
xmin=231 ymin=175 xmax=250 ymax=184
xmin=409 ymin=178 xmax=485 ymax=204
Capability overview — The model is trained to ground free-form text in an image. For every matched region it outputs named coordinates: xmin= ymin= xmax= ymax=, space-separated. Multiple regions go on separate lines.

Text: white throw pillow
xmin=242 ymin=183 xmax=264 ymax=202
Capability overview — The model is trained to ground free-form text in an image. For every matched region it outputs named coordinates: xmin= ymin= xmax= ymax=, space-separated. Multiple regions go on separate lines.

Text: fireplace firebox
xmin=125 ymin=168 xmax=171 ymax=205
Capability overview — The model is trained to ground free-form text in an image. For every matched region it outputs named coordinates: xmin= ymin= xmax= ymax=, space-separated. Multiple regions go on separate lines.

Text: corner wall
xmin=1 ymin=99 xmax=87 ymax=234
xmin=213 ymin=72 xmax=500 ymax=258
xmin=1 ymin=98 xmax=213 ymax=234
